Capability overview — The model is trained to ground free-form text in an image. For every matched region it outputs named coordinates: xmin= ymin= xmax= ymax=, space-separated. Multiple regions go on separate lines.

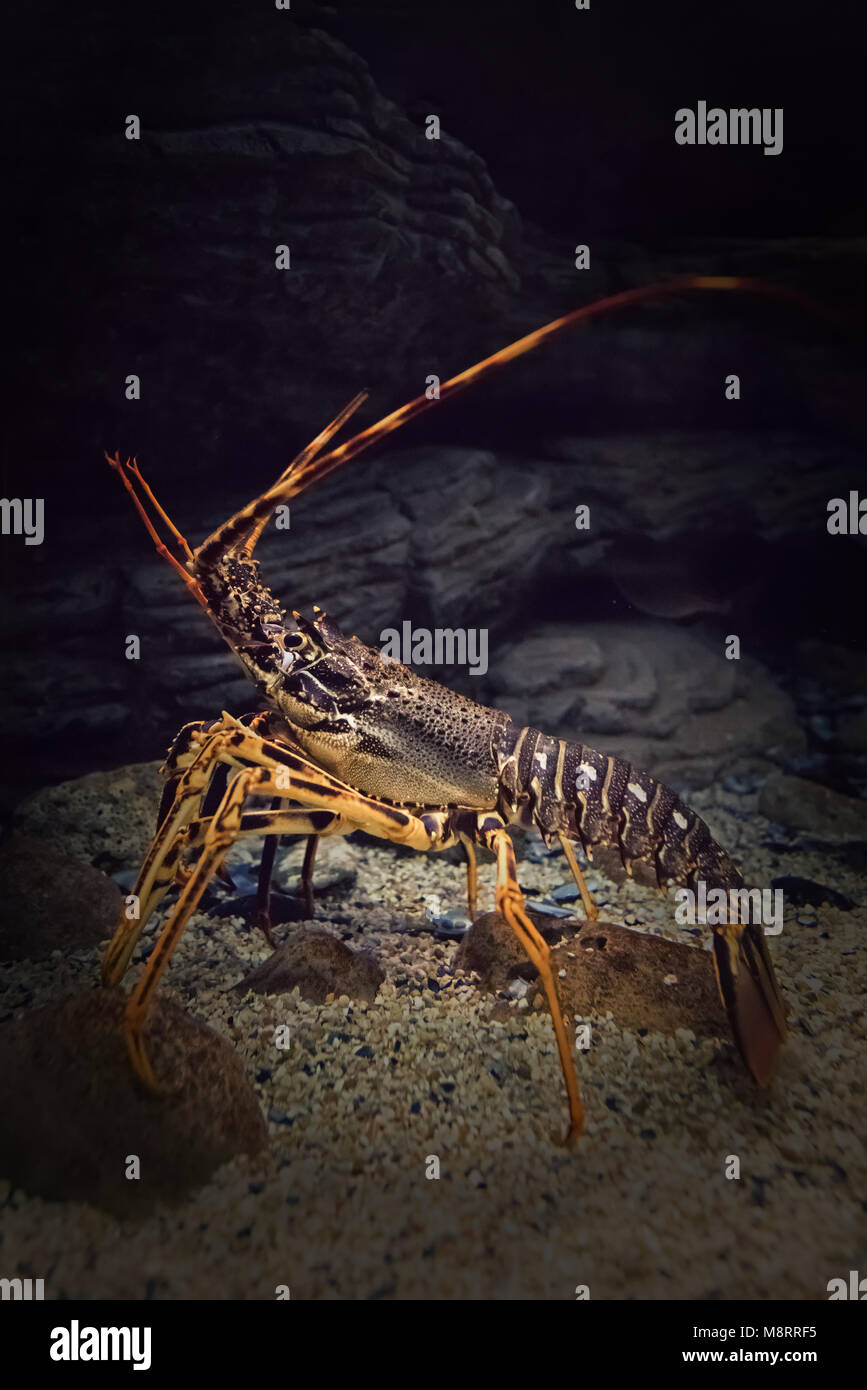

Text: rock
xmin=525 ymin=899 xmax=576 ymax=918
xmin=207 ymin=890 xmax=310 ymax=930
xmin=545 ymin=434 xmax=864 ymax=558
xmin=0 ymin=15 xmax=521 ymax=780
xmin=430 ymin=908 xmax=472 ymax=940
xmin=461 ymin=911 xmax=731 ymax=1039
xmin=550 ymin=923 xmax=729 ymax=1040
xmin=0 ymin=834 xmax=122 ymax=962
xmin=491 ymin=630 xmax=604 ymax=698
xmin=388 ymin=452 xmax=553 ymax=639
xmin=237 ymin=929 xmax=384 ymax=1003
xmin=0 ymin=989 xmax=267 ymax=1217
xmin=0 ymin=648 xmax=129 ymax=742
xmin=759 ymin=773 xmax=867 ymax=844
xmin=78 ymin=22 xmax=521 ymax=468
xmin=456 ymin=910 xmax=561 ymax=993
xmin=4 ymin=430 xmax=862 ymax=787
xmin=3 ymin=13 xmax=864 ymax=802
xmin=460 ymin=911 xmax=729 ymax=1039
xmin=14 ymin=762 xmax=163 ymax=871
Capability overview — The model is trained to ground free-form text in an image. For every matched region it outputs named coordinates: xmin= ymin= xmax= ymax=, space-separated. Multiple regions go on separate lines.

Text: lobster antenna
xmin=233 ymin=389 xmax=369 ymax=558
xmin=197 ymin=274 xmax=838 ymax=563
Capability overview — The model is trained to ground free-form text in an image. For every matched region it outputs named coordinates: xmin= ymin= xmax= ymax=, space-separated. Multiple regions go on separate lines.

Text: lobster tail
xmin=494 ymin=723 xmax=788 ymax=1084
xmin=711 ymin=917 xmax=788 ymax=1086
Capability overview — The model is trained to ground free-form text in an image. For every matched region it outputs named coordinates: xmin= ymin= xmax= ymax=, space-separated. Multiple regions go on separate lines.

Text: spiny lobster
xmin=102 ymin=276 xmax=800 ymax=1144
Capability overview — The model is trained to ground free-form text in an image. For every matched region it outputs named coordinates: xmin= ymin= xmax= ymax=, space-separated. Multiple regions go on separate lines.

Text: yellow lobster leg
xmin=111 ymin=727 xmax=456 ymax=1090
xmin=478 ymin=821 xmax=584 ymax=1146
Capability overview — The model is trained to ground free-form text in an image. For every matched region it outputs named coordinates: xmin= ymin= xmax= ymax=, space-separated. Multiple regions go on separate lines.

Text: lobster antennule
xmin=195 ymin=389 xmax=368 ymax=567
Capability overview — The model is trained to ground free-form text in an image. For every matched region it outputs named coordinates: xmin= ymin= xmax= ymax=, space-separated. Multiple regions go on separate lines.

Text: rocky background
xmin=2 ymin=2 xmax=865 ymax=815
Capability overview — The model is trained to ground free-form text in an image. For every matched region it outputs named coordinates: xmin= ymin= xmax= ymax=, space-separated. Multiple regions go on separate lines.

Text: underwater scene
xmin=1 ymin=0 xmax=864 ymax=1332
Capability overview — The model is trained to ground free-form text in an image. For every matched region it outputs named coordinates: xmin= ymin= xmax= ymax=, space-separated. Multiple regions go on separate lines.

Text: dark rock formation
xmin=5 ymin=427 xmax=862 ymax=803
xmin=3 ymin=9 xmax=863 ymax=817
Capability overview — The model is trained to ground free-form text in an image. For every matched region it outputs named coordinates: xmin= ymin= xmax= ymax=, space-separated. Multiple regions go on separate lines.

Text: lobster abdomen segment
xmin=493 ymin=721 xmax=788 ymax=1084
xmin=494 ymin=722 xmax=739 ymax=891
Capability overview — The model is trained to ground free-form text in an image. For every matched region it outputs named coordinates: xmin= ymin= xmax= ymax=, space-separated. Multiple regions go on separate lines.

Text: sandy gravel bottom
xmin=1 ymin=787 xmax=865 ymax=1299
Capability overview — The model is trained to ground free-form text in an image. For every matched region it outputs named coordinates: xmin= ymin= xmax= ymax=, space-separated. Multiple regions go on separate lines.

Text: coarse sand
xmin=1 ymin=785 xmax=864 ymax=1300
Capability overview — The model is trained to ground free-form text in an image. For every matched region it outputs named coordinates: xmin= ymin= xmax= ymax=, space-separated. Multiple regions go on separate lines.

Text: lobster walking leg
xmin=111 ymin=727 xmax=582 ymax=1136
xmin=478 ymin=822 xmax=584 ymax=1145
xmin=460 ymin=836 xmax=479 ymax=919
xmin=298 ymin=835 xmax=319 ymax=918
xmin=123 ymin=767 xmax=278 ymax=1090
xmin=557 ymin=833 xmax=599 ymax=923
xmin=254 ymin=798 xmax=282 ymax=945
xmin=106 ymin=709 xmax=448 ymax=987
xmin=101 ymin=726 xmax=240 ymax=986
xmin=256 ymin=828 xmax=322 ymax=932
xmin=125 ymin=799 xmax=350 ymax=1087
xmin=114 ymin=738 xmax=458 ymax=1089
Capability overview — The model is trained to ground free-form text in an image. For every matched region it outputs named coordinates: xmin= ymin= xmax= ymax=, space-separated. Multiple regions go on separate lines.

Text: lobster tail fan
xmin=711 ymin=920 xmax=788 ymax=1086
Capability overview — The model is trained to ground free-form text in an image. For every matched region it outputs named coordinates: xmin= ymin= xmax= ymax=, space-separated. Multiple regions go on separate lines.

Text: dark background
xmin=1 ymin=0 xmax=865 ymax=810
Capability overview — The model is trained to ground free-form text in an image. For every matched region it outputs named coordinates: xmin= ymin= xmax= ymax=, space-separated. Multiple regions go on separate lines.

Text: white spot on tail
xmin=627 ymin=782 xmax=647 ymax=802
xmin=673 ymin=811 xmax=688 ymax=830
xmin=578 ymin=762 xmax=597 ymax=782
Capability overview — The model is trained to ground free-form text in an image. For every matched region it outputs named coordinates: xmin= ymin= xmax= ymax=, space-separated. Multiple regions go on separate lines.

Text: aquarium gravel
xmin=1 ymin=787 xmax=864 ymax=1300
